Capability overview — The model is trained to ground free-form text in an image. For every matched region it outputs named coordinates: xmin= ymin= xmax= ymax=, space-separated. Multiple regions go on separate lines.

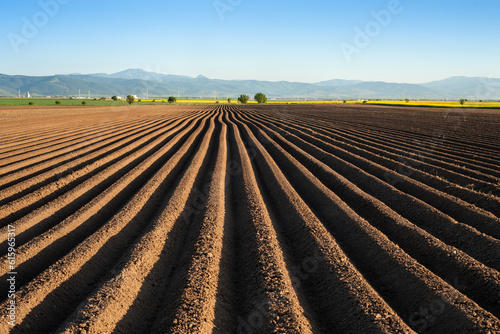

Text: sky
xmin=1 ymin=0 xmax=499 ymax=83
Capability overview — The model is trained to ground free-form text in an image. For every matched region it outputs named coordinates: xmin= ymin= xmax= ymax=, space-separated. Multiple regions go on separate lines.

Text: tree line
xmin=99 ymin=93 xmax=269 ymax=105
xmin=237 ymin=93 xmax=267 ymax=104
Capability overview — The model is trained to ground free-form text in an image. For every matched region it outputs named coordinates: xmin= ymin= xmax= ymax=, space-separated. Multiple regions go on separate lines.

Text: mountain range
xmin=1 ymin=69 xmax=499 ymax=100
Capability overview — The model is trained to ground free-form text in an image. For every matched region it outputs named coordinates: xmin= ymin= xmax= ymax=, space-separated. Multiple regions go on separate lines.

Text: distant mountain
xmin=315 ymin=79 xmax=363 ymax=87
xmin=0 ymin=74 xmax=175 ymax=98
xmin=1 ymin=70 xmax=499 ymax=100
xmin=96 ymin=69 xmax=194 ymax=83
xmin=346 ymin=82 xmax=440 ymax=99
xmin=422 ymin=76 xmax=500 ymax=100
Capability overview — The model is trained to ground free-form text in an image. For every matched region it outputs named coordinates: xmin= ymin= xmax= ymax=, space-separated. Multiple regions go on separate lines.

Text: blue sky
xmin=1 ymin=0 xmax=499 ymax=83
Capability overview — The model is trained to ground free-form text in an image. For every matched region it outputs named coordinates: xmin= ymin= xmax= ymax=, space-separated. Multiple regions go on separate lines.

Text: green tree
xmin=238 ymin=94 xmax=249 ymax=103
xmin=168 ymin=96 xmax=177 ymax=103
xmin=111 ymin=96 xmax=118 ymax=101
xmin=228 ymin=98 xmax=231 ymax=103
xmin=55 ymin=100 xmax=61 ymax=105
xmin=126 ymin=95 xmax=135 ymax=105
xmin=28 ymin=101 xmax=34 ymax=105
xmin=405 ymin=98 xmax=410 ymax=103
xmin=254 ymin=92 xmax=267 ymax=103
xmin=82 ymin=101 xmax=87 ymax=105
xmin=343 ymin=100 xmax=347 ymax=103
xmin=459 ymin=99 xmax=466 ymax=105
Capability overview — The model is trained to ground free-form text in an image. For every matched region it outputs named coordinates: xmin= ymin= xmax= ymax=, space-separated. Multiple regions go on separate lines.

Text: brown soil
xmin=1 ymin=104 xmax=499 ymax=333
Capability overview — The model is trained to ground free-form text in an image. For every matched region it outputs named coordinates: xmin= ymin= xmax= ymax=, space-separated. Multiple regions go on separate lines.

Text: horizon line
xmin=1 ymin=70 xmax=498 ymax=85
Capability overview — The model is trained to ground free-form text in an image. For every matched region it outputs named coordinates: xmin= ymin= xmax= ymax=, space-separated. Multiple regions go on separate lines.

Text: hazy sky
xmin=1 ymin=0 xmax=499 ymax=83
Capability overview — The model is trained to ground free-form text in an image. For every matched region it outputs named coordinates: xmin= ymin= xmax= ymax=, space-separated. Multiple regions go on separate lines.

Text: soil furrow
xmin=0 ymin=112 xmax=195 ymax=178
xmin=0 ymin=115 xmax=190 ymax=204
xmin=231 ymin=109 xmax=500 ymax=333
xmin=1 ymin=104 xmax=499 ymax=333
xmin=284 ymin=112 xmax=500 ymax=173
xmin=239 ymin=111 xmax=500 ymax=268
xmin=145 ymin=111 xmax=229 ymax=333
xmin=246 ymin=109 xmax=500 ymax=219
xmin=0 ymin=110 xmax=205 ymax=190
xmin=0 ymin=114 xmax=200 ymax=247
xmin=246 ymin=111 xmax=500 ymax=239
xmin=250 ymin=109 xmax=500 ymax=194
xmin=0 ymin=110 xmax=215 ymax=334
xmin=238 ymin=113 xmax=500 ymax=319
xmin=58 ymin=110 xmax=217 ymax=334
xmin=0 ymin=113 xmax=209 ymax=296
xmin=228 ymin=109 xmax=414 ymax=333
xmin=0 ymin=116 xmax=153 ymax=162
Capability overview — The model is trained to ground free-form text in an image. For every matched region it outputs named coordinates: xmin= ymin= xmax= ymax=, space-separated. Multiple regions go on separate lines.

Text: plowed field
xmin=1 ymin=104 xmax=499 ymax=333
